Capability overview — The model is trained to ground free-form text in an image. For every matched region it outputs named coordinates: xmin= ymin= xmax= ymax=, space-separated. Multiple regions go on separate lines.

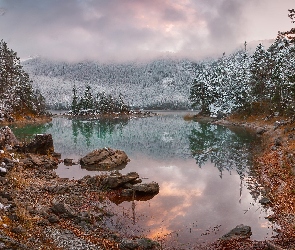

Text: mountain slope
xmin=22 ymin=58 xmax=195 ymax=110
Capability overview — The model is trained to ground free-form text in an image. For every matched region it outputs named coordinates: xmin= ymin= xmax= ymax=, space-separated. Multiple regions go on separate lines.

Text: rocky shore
xmin=0 ymin=132 xmax=160 ymax=249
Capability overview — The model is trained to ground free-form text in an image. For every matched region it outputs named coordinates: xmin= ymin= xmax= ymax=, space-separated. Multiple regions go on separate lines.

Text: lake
xmin=11 ymin=111 xmax=276 ymax=248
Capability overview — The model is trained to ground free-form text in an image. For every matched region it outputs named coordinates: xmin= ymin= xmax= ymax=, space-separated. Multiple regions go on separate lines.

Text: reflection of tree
xmin=189 ymin=122 xmax=258 ymax=179
xmin=10 ymin=122 xmax=53 ymax=143
xmin=71 ymin=118 xmax=129 ymax=147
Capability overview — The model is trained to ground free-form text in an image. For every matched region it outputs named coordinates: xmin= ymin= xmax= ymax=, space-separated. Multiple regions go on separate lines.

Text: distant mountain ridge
xmin=22 ymin=57 xmax=195 ymax=110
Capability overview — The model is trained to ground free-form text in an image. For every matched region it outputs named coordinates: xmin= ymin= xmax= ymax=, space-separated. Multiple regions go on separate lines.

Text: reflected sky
xmin=103 ymin=155 xmax=276 ymax=248
xmin=10 ymin=113 xmax=276 ymax=247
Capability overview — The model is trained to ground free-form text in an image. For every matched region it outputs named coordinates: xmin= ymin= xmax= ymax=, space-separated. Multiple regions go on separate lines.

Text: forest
xmin=190 ymin=13 xmax=295 ymax=117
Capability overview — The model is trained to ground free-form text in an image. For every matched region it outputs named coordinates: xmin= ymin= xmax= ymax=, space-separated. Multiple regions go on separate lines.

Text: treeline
xmin=0 ymin=40 xmax=45 ymax=119
xmin=71 ymin=85 xmax=130 ymax=115
xmin=190 ymin=34 xmax=295 ymax=117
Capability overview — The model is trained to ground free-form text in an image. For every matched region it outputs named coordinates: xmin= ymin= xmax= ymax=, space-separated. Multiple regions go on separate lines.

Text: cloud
xmin=0 ymin=0 xmax=292 ymax=62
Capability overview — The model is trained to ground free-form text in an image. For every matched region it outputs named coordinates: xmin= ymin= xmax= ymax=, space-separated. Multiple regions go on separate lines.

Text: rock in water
xmin=80 ymin=148 xmax=130 ymax=170
xmin=21 ymin=134 xmax=54 ymax=155
xmin=221 ymin=224 xmax=252 ymax=240
xmin=63 ymin=158 xmax=73 ymax=166
xmin=132 ymin=182 xmax=160 ymax=195
xmin=0 ymin=126 xmax=19 ymax=149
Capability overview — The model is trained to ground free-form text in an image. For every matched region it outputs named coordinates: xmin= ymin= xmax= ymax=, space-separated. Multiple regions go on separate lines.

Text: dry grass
xmin=6 ymin=166 xmax=29 ymax=190
xmin=253 ymin=124 xmax=295 ymax=246
xmin=14 ymin=203 xmax=37 ymax=229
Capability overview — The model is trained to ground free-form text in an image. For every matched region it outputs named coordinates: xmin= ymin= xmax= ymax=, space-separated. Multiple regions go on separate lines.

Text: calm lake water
xmin=11 ymin=111 xmax=276 ymax=248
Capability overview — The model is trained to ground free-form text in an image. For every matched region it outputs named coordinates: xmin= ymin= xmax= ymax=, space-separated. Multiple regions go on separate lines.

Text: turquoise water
xmin=11 ymin=112 xmax=276 ymax=248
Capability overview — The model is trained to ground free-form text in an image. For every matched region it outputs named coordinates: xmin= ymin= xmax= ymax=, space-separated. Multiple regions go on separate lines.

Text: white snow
xmin=0 ymin=167 xmax=6 ymax=173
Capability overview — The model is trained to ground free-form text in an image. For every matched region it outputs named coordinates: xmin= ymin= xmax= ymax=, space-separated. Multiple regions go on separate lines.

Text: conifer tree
xmin=0 ymin=40 xmax=45 ymax=116
xmin=249 ymin=44 xmax=271 ymax=103
xmin=81 ymin=85 xmax=94 ymax=110
xmin=71 ymin=85 xmax=79 ymax=115
xmin=189 ymin=63 xmax=217 ymax=115
xmin=267 ymin=37 xmax=292 ymax=111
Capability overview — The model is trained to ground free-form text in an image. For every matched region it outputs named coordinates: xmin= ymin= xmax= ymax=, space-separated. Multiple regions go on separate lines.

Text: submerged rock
xmin=221 ymin=224 xmax=252 ymax=241
xmin=80 ymin=148 xmax=130 ymax=170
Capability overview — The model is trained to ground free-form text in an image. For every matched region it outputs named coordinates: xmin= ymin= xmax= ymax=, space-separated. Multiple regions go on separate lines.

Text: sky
xmin=0 ymin=0 xmax=294 ymax=63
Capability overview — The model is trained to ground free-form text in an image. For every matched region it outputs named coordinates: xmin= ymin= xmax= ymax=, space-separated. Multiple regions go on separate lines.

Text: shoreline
xmin=57 ymin=110 xmax=157 ymax=120
xmin=0 ymin=115 xmax=52 ymax=127
xmin=205 ymin=114 xmax=295 ymax=249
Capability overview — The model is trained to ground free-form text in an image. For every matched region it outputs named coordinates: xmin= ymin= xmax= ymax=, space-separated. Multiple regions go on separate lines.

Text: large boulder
xmin=21 ymin=134 xmax=54 ymax=155
xmin=80 ymin=148 xmax=130 ymax=170
xmin=0 ymin=126 xmax=19 ymax=149
xmin=220 ymin=224 xmax=252 ymax=241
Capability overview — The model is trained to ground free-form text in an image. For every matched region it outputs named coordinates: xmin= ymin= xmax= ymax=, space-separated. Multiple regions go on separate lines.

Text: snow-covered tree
xmin=249 ymin=44 xmax=272 ymax=103
xmin=261 ymin=36 xmax=295 ymax=113
xmin=80 ymin=85 xmax=94 ymax=110
xmin=71 ymin=85 xmax=79 ymax=115
xmin=71 ymin=86 xmax=131 ymax=115
xmin=190 ymin=49 xmax=252 ymax=116
xmin=0 ymin=40 xmax=45 ymax=117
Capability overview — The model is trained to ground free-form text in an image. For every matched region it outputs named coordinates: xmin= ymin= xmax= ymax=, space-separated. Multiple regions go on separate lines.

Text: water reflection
xmin=189 ymin=122 xmax=258 ymax=179
xmin=9 ymin=113 xmax=275 ymax=247
xmin=71 ymin=117 xmax=129 ymax=146
xmin=81 ymin=162 xmax=128 ymax=171
xmin=10 ymin=122 xmax=52 ymax=142
xmin=107 ymin=156 xmax=275 ymax=248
